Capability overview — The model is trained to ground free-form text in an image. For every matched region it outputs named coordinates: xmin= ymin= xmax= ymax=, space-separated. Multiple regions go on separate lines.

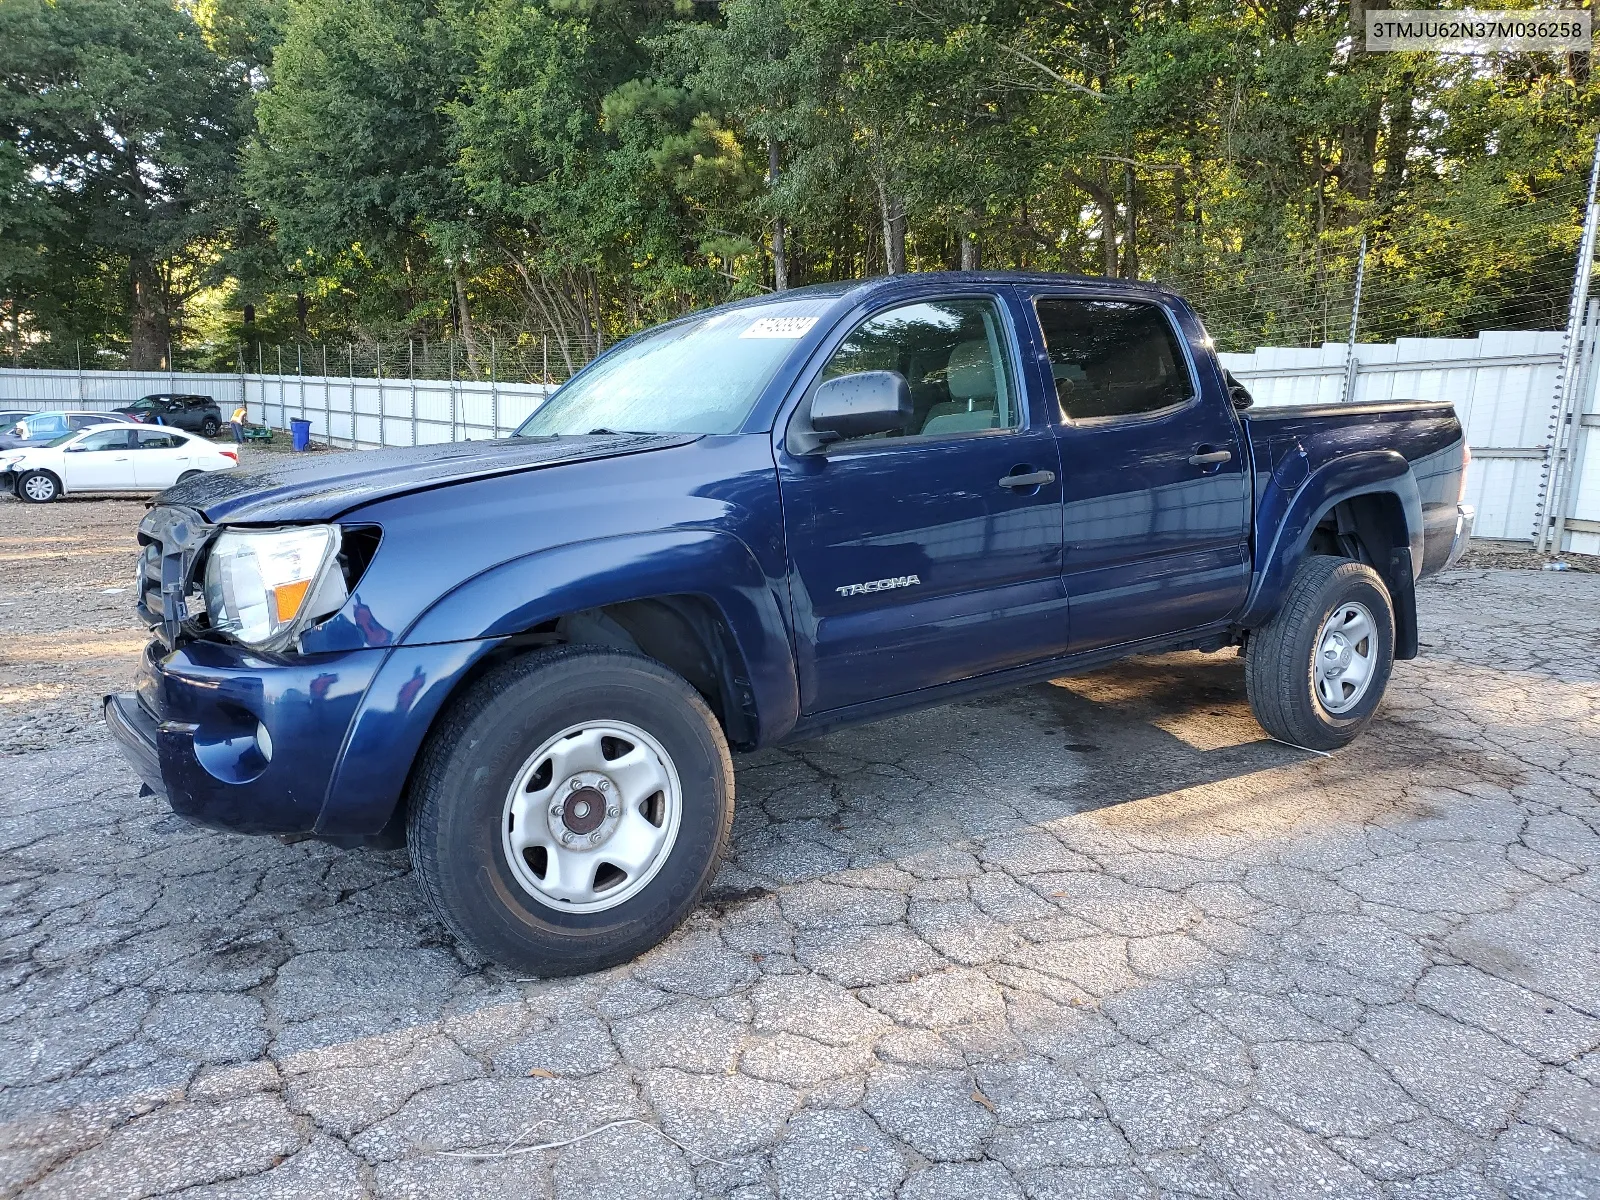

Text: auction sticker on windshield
xmin=740 ymin=316 xmax=819 ymax=339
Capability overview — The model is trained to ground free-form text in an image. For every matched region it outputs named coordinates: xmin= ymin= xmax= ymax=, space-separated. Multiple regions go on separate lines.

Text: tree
xmin=0 ymin=0 xmax=245 ymax=366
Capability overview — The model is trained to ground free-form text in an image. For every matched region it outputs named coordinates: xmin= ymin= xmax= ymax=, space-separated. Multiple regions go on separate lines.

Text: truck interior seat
xmin=922 ymin=339 xmax=1000 ymax=434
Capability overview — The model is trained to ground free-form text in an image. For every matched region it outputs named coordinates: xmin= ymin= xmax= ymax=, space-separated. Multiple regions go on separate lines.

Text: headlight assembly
xmin=202 ymin=525 xmax=348 ymax=649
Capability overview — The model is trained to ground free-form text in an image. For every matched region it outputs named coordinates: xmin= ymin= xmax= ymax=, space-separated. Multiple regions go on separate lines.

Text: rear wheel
xmin=17 ymin=471 xmax=60 ymax=503
xmin=177 ymin=470 xmax=202 ymax=483
xmin=1245 ymin=554 xmax=1395 ymax=750
xmin=201 ymin=416 xmax=220 ymax=437
xmin=407 ymin=645 xmax=734 ymax=975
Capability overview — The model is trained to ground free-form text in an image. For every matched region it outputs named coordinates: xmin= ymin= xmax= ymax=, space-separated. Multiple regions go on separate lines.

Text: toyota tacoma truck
xmin=105 ymin=272 xmax=1474 ymax=974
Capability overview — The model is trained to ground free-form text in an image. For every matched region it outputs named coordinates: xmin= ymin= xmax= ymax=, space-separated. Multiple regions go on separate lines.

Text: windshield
xmin=515 ymin=300 xmax=833 ymax=436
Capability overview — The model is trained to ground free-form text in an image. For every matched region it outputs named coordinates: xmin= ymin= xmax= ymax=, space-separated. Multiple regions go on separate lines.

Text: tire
xmin=407 ymin=645 xmax=735 ymax=975
xmin=201 ymin=417 xmax=220 ymax=437
xmin=178 ymin=470 xmax=202 ymax=483
xmin=1245 ymin=554 xmax=1395 ymax=751
xmin=17 ymin=470 xmax=60 ymax=503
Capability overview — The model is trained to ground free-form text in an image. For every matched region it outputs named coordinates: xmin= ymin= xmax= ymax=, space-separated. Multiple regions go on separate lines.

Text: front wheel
xmin=406 ymin=645 xmax=734 ymax=975
xmin=17 ymin=470 xmax=60 ymax=503
xmin=1245 ymin=555 xmax=1395 ymax=751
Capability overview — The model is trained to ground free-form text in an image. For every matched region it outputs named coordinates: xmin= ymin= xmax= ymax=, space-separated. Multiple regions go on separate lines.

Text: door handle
xmin=1188 ymin=449 xmax=1232 ymax=466
xmin=999 ymin=469 xmax=1057 ymax=489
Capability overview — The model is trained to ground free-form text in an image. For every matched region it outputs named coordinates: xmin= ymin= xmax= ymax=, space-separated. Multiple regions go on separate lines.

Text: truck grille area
xmin=136 ymin=506 xmax=214 ymax=648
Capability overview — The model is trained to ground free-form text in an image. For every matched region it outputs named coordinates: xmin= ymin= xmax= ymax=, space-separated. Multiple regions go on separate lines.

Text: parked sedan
xmin=114 ymin=394 xmax=224 ymax=436
xmin=0 ymin=410 xmax=138 ymax=450
xmin=1 ymin=425 xmax=239 ymax=503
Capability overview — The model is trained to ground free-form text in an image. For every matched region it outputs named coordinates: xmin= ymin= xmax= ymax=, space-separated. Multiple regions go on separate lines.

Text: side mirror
xmin=1222 ymin=370 xmax=1254 ymax=411
xmin=64 ymin=445 xmax=86 ymax=453
xmin=796 ymin=370 xmax=913 ymax=454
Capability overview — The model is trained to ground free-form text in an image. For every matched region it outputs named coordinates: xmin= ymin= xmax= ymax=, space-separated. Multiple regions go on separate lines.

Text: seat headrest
xmin=947 ymin=340 xmax=997 ymax=403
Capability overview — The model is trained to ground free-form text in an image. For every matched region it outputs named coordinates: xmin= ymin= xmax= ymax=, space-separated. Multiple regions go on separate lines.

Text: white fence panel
xmin=0 ymin=367 xmax=552 ymax=448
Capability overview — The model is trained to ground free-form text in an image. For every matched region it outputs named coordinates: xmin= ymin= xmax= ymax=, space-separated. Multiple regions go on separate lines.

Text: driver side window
xmin=820 ymin=298 xmax=1020 ymax=445
xmin=77 ymin=429 xmax=131 ymax=452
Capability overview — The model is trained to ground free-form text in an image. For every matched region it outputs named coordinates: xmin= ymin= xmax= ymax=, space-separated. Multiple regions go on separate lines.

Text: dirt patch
xmin=0 ymin=496 xmax=151 ymax=753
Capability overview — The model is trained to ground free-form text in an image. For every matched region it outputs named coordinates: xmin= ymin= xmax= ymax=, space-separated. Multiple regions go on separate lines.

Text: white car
xmin=0 ymin=425 xmax=239 ymax=503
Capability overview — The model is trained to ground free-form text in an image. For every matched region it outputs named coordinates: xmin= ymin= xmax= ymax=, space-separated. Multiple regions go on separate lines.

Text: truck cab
xmin=105 ymin=273 xmax=1472 ymax=974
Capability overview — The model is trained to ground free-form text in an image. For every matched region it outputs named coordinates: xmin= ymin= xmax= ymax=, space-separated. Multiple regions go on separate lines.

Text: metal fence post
xmin=1341 ymin=234 xmax=1368 ymax=404
xmin=409 ymin=340 xmax=418 ymax=447
xmin=449 ymin=340 xmax=458 ymax=442
xmin=276 ymin=345 xmax=285 ymax=427
xmin=348 ymin=343 xmax=356 ymax=447
xmin=1536 ymin=131 xmax=1600 ymax=552
xmin=490 ymin=333 xmax=499 ymax=437
xmin=76 ymin=342 xmax=84 ymax=404
xmin=1550 ymin=298 xmax=1600 ymax=553
xmin=297 ymin=344 xmax=306 ymax=425
xmin=377 ymin=343 xmax=385 ymax=449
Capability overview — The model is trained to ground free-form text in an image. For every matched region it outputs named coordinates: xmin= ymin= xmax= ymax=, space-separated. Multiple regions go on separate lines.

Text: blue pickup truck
xmin=106 ymin=272 xmax=1473 ymax=973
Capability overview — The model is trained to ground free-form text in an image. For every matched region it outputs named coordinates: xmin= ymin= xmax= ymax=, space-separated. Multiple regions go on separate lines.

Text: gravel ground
xmin=1 ymin=497 xmax=1598 ymax=1199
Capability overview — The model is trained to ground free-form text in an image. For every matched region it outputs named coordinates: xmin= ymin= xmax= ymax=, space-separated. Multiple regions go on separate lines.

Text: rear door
xmin=1024 ymin=291 xmax=1250 ymax=652
xmin=776 ymin=290 xmax=1067 ymax=713
xmin=130 ymin=428 xmax=191 ymax=488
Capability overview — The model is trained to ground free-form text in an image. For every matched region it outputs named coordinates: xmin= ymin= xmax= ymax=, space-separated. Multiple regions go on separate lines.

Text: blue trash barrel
xmin=290 ymin=418 xmax=311 ymax=452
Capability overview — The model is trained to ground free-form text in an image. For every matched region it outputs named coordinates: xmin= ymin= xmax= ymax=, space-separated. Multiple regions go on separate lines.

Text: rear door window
xmin=1034 ymin=298 xmax=1194 ymax=422
xmin=136 ymin=429 xmax=182 ymax=449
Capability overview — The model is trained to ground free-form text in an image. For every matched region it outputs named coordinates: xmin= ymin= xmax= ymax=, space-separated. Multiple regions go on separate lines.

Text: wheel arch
xmin=1243 ymin=451 xmax=1423 ymax=656
xmin=317 ymin=530 xmax=799 ymax=843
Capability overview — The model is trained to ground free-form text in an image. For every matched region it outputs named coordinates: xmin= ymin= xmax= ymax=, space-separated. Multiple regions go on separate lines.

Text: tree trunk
xmin=1121 ymin=161 xmax=1140 ymax=279
xmin=769 ymin=140 xmax=788 ymax=291
xmin=960 ymin=231 xmax=980 ymax=270
xmin=877 ymin=178 xmax=907 ymax=274
xmin=1065 ymin=172 xmax=1119 ymax=278
xmin=128 ymin=253 xmax=169 ymax=370
xmin=453 ymin=270 xmax=481 ymax=377
xmin=1377 ymin=70 xmax=1415 ymax=206
xmin=1338 ymin=0 xmax=1380 ymax=203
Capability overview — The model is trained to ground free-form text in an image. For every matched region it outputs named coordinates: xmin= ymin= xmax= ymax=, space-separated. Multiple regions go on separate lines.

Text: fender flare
xmin=400 ymin=527 xmax=800 ymax=744
xmin=1241 ymin=450 xmax=1422 ymax=628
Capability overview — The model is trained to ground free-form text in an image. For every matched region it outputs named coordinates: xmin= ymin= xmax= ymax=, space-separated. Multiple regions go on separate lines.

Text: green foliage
xmin=1 ymin=0 xmax=1597 ymax=361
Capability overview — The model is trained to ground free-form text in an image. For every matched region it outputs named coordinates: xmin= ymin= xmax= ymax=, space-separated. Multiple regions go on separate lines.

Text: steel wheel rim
xmin=501 ymin=719 xmax=683 ymax=914
xmin=1313 ymin=600 xmax=1377 ymax=714
xmin=23 ymin=476 xmax=52 ymax=501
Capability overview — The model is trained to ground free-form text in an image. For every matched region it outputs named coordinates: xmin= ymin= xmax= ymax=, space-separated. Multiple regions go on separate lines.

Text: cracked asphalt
xmin=2 ymin=498 xmax=1598 ymax=1199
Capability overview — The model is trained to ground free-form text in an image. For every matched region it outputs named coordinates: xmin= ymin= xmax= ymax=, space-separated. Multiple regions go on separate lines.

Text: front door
xmin=62 ymin=427 xmax=137 ymax=490
xmin=1026 ymin=293 xmax=1251 ymax=652
xmin=778 ymin=293 xmax=1067 ymax=713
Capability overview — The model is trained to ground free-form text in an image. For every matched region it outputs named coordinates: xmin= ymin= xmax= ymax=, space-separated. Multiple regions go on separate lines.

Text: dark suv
xmin=114 ymin=394 xmax=224 ymax=436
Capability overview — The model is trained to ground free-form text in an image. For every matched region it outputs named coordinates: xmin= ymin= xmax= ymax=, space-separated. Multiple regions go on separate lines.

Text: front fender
xmin=401 ymin=528 xmax=801 ymax=744
xmin=1241 ymin=450 xmax=1422 ymax=627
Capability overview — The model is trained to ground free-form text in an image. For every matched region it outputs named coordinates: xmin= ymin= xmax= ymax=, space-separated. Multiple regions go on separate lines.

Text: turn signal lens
xmin=269 ymin=577 xmax=313 ymax=625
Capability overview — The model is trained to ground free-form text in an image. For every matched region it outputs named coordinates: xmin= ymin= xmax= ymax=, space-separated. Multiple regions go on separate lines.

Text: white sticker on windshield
xmin=740 ymin=316 xmax=818 ymax=340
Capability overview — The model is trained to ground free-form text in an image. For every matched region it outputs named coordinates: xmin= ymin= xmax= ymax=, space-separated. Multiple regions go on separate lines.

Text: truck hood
xmin=158 ymin=433 xmax=700 ymax=523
